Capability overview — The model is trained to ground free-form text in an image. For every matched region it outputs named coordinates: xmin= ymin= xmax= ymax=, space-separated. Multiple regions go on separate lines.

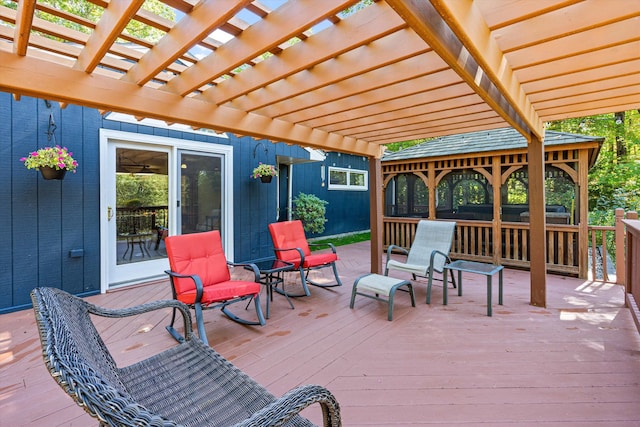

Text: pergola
xmin=1 ymin=0 xmax=639 ymax=307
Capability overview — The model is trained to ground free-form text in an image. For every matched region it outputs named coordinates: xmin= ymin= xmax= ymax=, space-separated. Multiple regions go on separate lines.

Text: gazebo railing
xmin=383 ymin=209 xmax=638 ymax=282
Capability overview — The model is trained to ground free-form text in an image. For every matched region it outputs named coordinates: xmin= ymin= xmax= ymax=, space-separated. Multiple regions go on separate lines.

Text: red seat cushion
xmin=302 ymin=252 xmax=338 ymax=269
xmin=176 ymin=280 xmax=260 ymax=305
xmin=165 ymin=231 xmax=258 ymax=303
xmin=268 ymin=220 xmax=338 ymax=268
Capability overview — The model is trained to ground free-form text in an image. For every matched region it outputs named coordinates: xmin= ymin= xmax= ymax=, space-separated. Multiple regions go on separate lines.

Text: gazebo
xmin=1 ymin=0 xmax=639 ymax=308
xmin=381 ymin=127 xmax=604 ymax=277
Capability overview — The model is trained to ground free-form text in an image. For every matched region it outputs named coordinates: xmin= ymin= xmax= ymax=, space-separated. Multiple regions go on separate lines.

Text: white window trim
xmin=328 ymin=166 xmax=368 ymax=191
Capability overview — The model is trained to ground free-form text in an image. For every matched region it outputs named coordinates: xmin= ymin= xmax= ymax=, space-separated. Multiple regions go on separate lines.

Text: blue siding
xmin=0 ymin=93 xmax=14 ymax=307
xmin=0 ymin=94 xmax=369 ymax=312
xmin=293 ymin=153 xmax=370 ymax=237
xmin=2 ymin=95 xmax=101 ymax=311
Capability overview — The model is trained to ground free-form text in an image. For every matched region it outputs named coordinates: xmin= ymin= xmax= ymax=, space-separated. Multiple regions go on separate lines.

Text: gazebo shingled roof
xmin=382 ymin=128 xmax=604 ymax=167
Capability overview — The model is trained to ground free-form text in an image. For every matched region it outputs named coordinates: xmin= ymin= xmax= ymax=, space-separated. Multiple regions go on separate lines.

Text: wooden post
xmin=428 ymin=162 xmax=436 ymax=220
xmin=370 ymin=157 xmax=383 ymax=274
xmin=578 ymin=149 xmax=589 ymax=278
xmin=624 ymin=219 xmax=640 ymax=298
xmin=615 ymin=208 xmax=626 ymax=285
xmin=492 ymin=155 xmax=502 ymax=265
xmin=528 ymin=133 xmax=547 ymax=307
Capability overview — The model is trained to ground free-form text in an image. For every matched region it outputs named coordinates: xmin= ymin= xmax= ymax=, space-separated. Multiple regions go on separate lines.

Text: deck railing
xmin=623 ymin=216 xmax=640 ymax=330
xmin=116 ymin=206 xmax=168 ymax=235
xmin=383 ymin=209 xmax=638 ymax=282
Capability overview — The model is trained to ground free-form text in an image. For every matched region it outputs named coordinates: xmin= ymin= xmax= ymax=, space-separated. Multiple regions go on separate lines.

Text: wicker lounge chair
xmin=31 ymin=287 xmax=342 ymax=427
xmin=268 ymin=220 xmax=342 ymax=297
xmin=385 ymin=220 xmax=457 ymax=304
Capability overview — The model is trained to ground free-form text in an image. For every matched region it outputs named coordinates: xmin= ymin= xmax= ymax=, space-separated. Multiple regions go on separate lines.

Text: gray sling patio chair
xmin=31 ymin=287 xmax=341 ymax=427
xmin=384 ymin=220 xmax=457 ymax=304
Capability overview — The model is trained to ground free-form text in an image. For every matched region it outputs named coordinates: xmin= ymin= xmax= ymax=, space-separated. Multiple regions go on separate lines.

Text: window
xmin=384 ymin=173 xmax=429 ymax=217
xmin=328 ymin=167 xmax=368 ymax=191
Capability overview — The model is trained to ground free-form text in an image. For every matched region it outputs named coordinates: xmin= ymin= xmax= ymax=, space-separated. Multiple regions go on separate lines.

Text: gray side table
xmin=443 ymin=260 xmax=504 ymax=316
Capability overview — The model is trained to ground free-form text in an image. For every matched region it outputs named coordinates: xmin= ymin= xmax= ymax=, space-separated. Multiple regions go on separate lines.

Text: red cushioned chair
xmin=165 ymin=230 xmax=265 ymax=345
xmin=268 ymin=220 xmax=342 ymax=297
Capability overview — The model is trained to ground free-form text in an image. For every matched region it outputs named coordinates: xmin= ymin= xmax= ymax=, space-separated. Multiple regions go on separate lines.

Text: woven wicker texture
xmin=31 ymin=287 xmax=341 ymax=427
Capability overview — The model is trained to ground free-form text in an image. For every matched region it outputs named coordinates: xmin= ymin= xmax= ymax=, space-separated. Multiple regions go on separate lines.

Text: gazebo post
xmin=528 ymin=133 xmax=547 ymax=307
xmin=370 ymin=157 xmax=384 ymax=274
xmin=428 ymin=162 xmax=436 ymax=220
xmin=578 ymin=149 xmax=590 ymax=279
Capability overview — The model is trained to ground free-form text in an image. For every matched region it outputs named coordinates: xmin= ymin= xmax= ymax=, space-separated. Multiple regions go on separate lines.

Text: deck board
xmin=2 ymin=241 xmax=640 ymax=426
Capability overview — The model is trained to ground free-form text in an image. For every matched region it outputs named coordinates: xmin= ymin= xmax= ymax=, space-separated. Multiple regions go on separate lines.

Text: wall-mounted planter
xmin=260 ymin=175 xmax=273 ymax=183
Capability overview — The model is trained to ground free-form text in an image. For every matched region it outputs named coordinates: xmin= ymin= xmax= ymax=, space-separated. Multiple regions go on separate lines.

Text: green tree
xmin=384 ymin=137 xmax=430 ymax=153
xmin=1 ymin=0 xmax=175 ymax=42
xmin=547 ymin=109 xmax=640 ymax=224
xmin=117 ymin=174 xmax=168 ymax=207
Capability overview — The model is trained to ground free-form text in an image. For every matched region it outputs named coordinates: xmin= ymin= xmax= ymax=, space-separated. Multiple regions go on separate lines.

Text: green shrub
xmin=293 ymin=193 xmax=328 ymax=234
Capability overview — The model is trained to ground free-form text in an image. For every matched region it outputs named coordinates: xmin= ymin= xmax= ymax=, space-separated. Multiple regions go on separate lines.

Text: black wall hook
xmin=46 ymin=113 xmax=57 ymax=144
xmin=253 ymin=142 xmax=268 ymax=159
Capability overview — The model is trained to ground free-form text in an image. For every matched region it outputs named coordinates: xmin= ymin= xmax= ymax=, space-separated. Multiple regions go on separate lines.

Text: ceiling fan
xmin=117 ymin=154 xmax=160 ymax=174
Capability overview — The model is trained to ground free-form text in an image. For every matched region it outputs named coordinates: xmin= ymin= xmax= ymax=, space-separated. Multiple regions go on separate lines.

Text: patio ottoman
xmin=350 ymin=273 xmax=416 ymax=321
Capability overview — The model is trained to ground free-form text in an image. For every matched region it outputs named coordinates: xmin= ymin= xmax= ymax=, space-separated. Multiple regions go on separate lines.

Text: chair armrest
xmin=386 ymin=244 xmax=409 ymax=263
xmin=165 ymin=270 xmax=205 ymax=305
xmin=87 ymin=299 xmax=195 ymax=342
xmin=384 ymin=245 xmax=409 ymax=275
xmin=308 ymin=242 xmax=337 ymax=254
xmin=234 ymin=384 xmax=341 ymax=427
xmin=228 ymin=261 xmax=260 ymax=282
xmin=429 ymin=249 xmax=451 ymax=271
xmin=387 ymin=244 xmax=409 ymax=256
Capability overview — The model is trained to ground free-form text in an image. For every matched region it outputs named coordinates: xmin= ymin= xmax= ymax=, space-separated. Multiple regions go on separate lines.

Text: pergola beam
xmin=163 ymin=0 xmax=356 ymax=97
xmin=297 ymin=81 xmax=479 ymax=128
xmin=0 ymin=51 xmax=382 ymax=158
xmin=75 ymin=0 xmax=145 ymax=73
xmin=386 ymin=0 xmax=543 ymax=140
xmin=242 ymin=31 xmax=436 ymax=115
xmin=203 ymin=0 xmax=407 ymax=105
xmin=12 ymin=0 xmax=35 ymax=56
xmin=124 ymin=0 xmax=252 ymax=86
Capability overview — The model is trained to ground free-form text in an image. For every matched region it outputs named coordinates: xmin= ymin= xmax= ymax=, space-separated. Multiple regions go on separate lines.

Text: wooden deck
xmin=2 ymin=241 xmax=640 ymax=426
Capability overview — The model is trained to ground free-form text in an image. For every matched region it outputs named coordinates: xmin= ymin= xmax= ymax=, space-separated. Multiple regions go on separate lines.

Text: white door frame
xmin=99 ymin=129 xmax=234 ymax=293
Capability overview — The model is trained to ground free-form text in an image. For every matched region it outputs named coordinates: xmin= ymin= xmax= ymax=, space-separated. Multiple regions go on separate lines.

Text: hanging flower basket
xmin=251 ymin=163 xmax=277 ymax=183
xmin=20 ymin=145 xmax=78 ymax=180
xmin=39 ymin=166 xmax=67 ymax=180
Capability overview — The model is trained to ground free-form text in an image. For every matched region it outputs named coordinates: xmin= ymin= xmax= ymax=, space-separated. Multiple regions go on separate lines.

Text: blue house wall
xmin=292 ymin=153 xmax=371 ymax=237
xmin=0 ymin=93 xmax=369 ymax=313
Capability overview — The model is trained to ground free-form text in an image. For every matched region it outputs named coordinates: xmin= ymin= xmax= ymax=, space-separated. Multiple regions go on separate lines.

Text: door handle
xmin=107 ymin=206 xmax=114 ymax=221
